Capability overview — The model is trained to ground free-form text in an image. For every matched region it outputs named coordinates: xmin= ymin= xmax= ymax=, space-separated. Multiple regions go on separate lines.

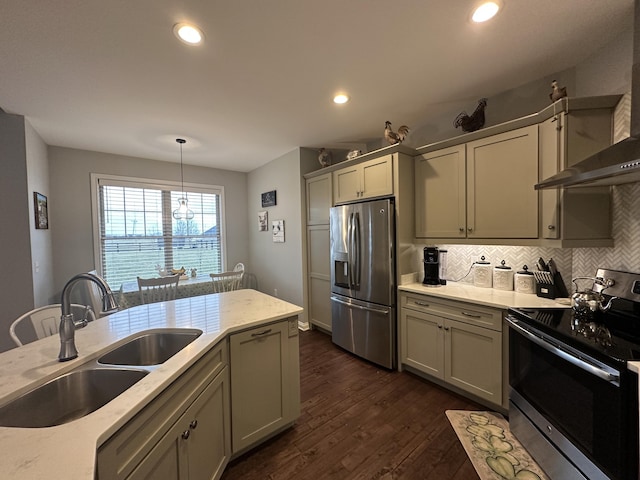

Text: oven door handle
xmin=506 ymin=317 xmax=620 ymax=385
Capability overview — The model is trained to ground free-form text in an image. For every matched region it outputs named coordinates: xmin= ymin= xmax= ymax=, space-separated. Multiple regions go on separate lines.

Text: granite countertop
xmin=0 ymin=289 xmax=303 ymax=479
xmin=399 ymin=281 xmax=571 ymax=310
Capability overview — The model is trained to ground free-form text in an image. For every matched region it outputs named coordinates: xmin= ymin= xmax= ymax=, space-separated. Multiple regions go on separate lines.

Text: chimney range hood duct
xmin=536 ymin=0 xmax=640 ymax=189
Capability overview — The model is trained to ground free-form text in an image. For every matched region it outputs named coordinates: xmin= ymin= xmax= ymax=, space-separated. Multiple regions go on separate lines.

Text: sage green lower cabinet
xmin=127 ymin=367 xmax=230 ymax=480
xmin=229 ymin=317 xmax=300 ymax=456
xmin=399 ymin=293 xmax=504 ymax=409
xmin=97 ymin=341 xmax=230 ymax=480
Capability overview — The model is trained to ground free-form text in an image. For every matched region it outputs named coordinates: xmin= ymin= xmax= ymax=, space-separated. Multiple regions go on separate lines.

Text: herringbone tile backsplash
xmin=412 ymin=182 xmax=640 ymax=291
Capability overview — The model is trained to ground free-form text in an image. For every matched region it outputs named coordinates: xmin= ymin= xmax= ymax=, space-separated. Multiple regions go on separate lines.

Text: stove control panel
xmin=595 ymin=268 xmax=640 ymax=302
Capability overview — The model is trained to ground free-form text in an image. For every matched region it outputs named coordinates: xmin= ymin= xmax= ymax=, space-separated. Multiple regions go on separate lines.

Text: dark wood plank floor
xmin=222 ymin=329 xmax=482 ymax=480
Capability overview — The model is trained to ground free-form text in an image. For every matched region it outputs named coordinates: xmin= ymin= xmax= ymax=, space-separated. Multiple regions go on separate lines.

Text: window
xmin=92 ymin=175 xmax=225 ymax=290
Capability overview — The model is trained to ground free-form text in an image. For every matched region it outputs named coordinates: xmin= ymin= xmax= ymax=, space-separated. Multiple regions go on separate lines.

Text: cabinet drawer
xmin=97 ymin=340 xmax=228 ymax=480
xmin=401 ymin=293 xmax=503 ymax=331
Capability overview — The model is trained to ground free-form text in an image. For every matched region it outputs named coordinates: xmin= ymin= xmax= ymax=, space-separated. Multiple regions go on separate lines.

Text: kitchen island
xmin=0 ymin=289 xmax=303 ymax=479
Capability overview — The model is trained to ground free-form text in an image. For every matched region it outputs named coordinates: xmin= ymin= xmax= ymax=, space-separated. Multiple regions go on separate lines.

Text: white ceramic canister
xmin=493 ymin=260 xmax=514 ymax=291
xmin=473 ymin=256 xmax=493 ymax=288
xmin=514 ymin=265 xmax=536 ymax=294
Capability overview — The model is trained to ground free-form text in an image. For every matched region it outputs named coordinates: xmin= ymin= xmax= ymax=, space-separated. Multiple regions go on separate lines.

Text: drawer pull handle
xmin=251 ymin=328 xmax=272 ymax=337
xmin=182 ymin=430 xmax=190 ymax=440
xmin=190 ymin=420 xmax=198 ymax=430
xmin=461 ymin=311 xmax=482 ymax=319
xmin=414 ymin=301 xmax=430 ymax=307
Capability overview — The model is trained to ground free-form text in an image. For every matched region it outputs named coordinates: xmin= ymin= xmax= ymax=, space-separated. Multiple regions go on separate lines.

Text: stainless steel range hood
xmin=536 ymin=0 xmax=640 ymax=189
xmin=535 ymin=136 xmax=640 ymax=188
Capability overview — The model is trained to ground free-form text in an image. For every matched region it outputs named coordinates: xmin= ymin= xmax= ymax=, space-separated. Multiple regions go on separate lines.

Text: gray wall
xmin=48 ymin=146 xmax=249 ymax=297
xmin=0 ymin=114 xmax=34 ymax=352
xmin=247 ymin=148 xmax=317 ymax=323
xmin=25 ymin=120 xmax=54 ymax=307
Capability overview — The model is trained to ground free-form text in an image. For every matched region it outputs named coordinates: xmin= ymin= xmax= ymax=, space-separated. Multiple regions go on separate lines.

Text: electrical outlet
xmin=274 ymin=288 xmax=278 ymax=297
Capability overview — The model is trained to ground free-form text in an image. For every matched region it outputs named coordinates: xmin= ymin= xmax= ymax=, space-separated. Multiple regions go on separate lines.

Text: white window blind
xmin=95 ymin=177 xmax=224 ymax=289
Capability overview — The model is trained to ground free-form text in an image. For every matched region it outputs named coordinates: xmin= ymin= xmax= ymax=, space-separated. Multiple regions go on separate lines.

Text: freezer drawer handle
xmin=506 ymin=316 xmax=620 ymax=385
xmin=331 ymin=296 xmax=390 ymax=314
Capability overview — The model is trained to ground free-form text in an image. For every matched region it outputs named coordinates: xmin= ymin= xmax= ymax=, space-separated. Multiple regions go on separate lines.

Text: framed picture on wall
xmin=34 ymin=192 xmax=48 ymax=229
xmin=258 ymin=210 xmax=268 ymax=231
xmin=261 ymin=190 xmax=277 ymax=207
xmin=272 ymin=220 xmax=285 ymax=242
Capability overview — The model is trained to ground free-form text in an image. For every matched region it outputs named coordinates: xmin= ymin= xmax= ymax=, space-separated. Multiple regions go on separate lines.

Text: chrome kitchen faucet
xmin=59 ymin=273 xmax=119 ymax=362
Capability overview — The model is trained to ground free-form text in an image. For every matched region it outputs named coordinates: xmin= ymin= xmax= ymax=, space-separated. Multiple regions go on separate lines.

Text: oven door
xmin=507 ymin=316 xmax=638 ymax=480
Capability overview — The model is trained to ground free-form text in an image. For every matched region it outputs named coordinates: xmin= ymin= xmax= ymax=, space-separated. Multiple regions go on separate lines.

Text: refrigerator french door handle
xmin=347 ymin=212 xmax=354 ymax=289
xmin=353 ymin=212 xmax=360 ymax=287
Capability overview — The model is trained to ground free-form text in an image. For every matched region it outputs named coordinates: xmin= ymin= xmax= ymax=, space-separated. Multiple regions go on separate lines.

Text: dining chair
xmin=137 ymin=275 xmax=180 ymax=305
xmin=9 ymin=304 xmax=97 ymax=347
xmin=210 ymin=271 xmax=244 ymax=293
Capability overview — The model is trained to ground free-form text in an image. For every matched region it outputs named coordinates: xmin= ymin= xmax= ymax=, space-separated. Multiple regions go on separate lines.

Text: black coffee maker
xmin=423 ymin=247 xmax=447 ymax=286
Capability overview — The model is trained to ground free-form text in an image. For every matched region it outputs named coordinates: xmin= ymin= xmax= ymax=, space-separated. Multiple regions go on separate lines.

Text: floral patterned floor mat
xmin=445 ymin=410 xmax=550 ymax=480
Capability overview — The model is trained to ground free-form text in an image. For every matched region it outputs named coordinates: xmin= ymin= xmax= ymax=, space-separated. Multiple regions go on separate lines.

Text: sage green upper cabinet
xmin=415 ymin=95 xmax=620 ymax=246
xmin=539 ymin=109 xmax=614 ymax=245
xmin=333 ymin=154 xmax=393 ymax=204
xmin=306 ymin=173 xmax=332 ymax=225
xmin=466 ymin=125 xmax=539 ymax=238
xmin=416 ymin=125 xmax=538 ymax=240
xmin=415 ymin=145 xmax=466 ymax=238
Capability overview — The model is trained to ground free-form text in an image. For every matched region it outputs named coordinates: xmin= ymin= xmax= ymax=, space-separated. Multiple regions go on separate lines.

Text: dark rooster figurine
xmin=384 ymin=121 xmax=410 ymax=145
xmin=549 ymin=80 xmax=567 ymax=102
xmin=454 ymin=98 xmax=488 ymax=133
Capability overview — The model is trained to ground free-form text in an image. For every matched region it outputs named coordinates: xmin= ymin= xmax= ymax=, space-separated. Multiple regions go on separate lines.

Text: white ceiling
xmin=0 ymin=1 xmax=633 ymax=172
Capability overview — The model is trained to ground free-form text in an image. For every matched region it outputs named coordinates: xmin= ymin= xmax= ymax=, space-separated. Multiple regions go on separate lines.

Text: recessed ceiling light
xmin=472 ymin=2 xmax=501 ymax=23
xmin=333 ymin=94 xmax=349 ymax=104
xmin=173 ymin=23 xmax=204 ymax=45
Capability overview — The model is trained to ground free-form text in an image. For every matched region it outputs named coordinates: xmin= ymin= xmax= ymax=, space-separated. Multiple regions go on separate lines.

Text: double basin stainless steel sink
xmin=0 ymin=329 xmax=202 ymax=428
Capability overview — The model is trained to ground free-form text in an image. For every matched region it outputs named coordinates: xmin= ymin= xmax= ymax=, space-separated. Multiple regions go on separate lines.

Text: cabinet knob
xmin=190 ymin=419 xmax=198 ymax=430
xmin=548 ymin=225 xmax=555 ymax=230
xmin=437 ymin=324 xmax=443 ymax=329
xmin=182 ymin=430 xmax=190 ymax=440
xmin=444 ymin=326 xmax=450 ymax=331
xmin=467 ymin=227 xmax=473 ymax=232
xmin=459 ymin=227 xmax=464 ymax=232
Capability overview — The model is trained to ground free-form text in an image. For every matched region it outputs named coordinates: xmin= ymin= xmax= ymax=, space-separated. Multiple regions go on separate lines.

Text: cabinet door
xmin=415 ymin=146 xmax=466 ymax=238
xmin=127 ymin=368 xmax=230 ymax=480
xmin=360 ymin=155 xmax=393 ymax=199
xmin=230 ymin=321 xmax=292 ymax=454
xmin=466 ymin=125 xmax=538 ymax=238
xmin=333 ymin=164 xmax=361 ymax=204
xmin=127 ymin=411 xmax=189 ymax=480
xmin=400 ymin=308 xmax=444 ymax=379
xmin=444 ymin=319 xmax=502 ymax=406
xmin=185 ymin=366 xmax=230 ymax=480
xmin=306 ymin=173 xmax=332 ymax=225
xmin=539 ymin=115 xmax=561 ymax=239
xmin=307 ymin=225 xmax=331 ymax=332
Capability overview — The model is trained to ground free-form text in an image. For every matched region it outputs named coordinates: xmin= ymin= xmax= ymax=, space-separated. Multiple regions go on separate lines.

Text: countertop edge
xmin=398 ymin=282 xmax=570 ymax=310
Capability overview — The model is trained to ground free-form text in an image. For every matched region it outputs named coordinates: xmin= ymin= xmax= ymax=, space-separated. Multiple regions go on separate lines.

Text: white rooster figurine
xmin=384 ymin=121 xmax=410 ymax=145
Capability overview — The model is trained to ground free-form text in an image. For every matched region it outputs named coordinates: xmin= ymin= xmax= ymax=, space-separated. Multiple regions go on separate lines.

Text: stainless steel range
xmin=506 ymin=268 xmax=640 ymax=480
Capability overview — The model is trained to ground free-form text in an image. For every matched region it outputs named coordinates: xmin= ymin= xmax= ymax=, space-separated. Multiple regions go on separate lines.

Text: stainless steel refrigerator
xmin=330 ymin=198 xmax=395 ymax=369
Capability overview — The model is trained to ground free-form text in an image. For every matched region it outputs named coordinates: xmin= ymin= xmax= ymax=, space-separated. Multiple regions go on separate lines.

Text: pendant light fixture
xmin=172 ymin=138 xmax=195 ymax=220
